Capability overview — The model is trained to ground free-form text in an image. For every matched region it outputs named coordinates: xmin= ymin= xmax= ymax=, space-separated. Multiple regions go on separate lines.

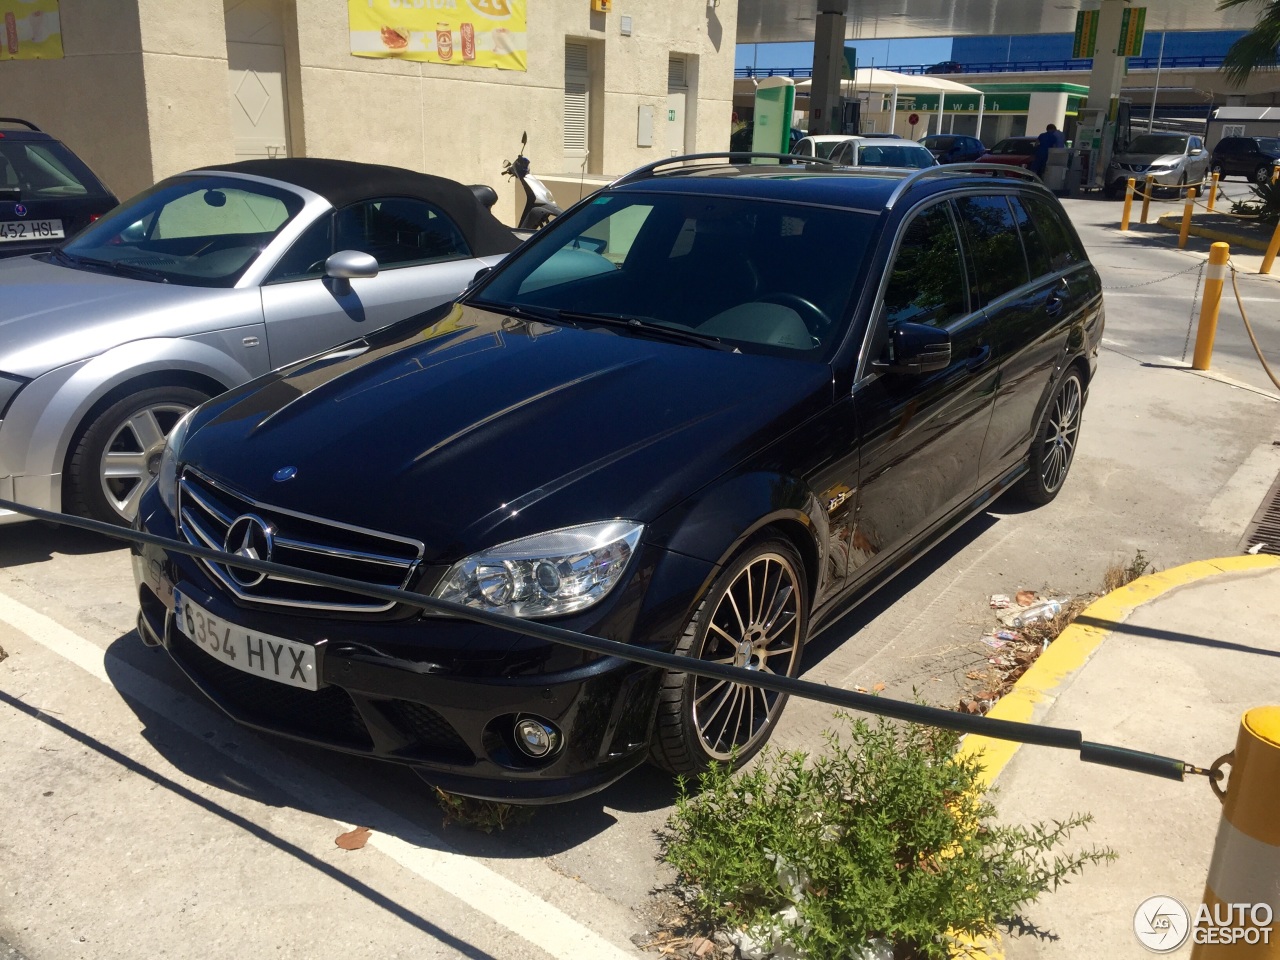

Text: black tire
xmin=1013 ymin=369 xmax=1084 ymax=506
xmin=1253 ymin=164 xmax=1273 ymax=185
xmin=65 ymin=386 xmax=209 ymax=526
xmin=650 ymin=536 xmax=808 ymax=777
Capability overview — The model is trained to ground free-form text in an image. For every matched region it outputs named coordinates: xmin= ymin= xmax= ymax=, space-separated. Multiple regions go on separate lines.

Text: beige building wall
xmin=3 ymin=0 xmax=738 ymax=217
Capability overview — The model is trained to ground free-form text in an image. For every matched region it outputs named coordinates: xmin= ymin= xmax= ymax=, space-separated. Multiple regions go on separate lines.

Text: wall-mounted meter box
xmin=591 ymin=0 xmax=611 ymax=12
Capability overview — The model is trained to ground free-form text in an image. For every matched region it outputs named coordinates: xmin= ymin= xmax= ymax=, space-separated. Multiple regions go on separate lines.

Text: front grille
xmin=170 ymin=631 xmax=372 ymax=749
xmin=380 ymin=700 xmax=473 ymax=761
xmin=178 ymin=468 xmax=423 ymax=615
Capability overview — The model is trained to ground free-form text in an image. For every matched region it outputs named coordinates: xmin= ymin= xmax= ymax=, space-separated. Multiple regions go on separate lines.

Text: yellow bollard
xmin=1189 ymin=706 xmax=1280 ymax=958
xmin=1208 ymin=172 xmax=1220 ymax=213
xmin=1120 ymin=178 xmax=1136 ymax=231
xmin=1262 ymin=219 xmax=1280 ymax=276
xmin=1179 ymin=187 xmax=1197 ymax=249
xmin=1272 ymin=166 xmax=1279 ymax=185
xmin=1140 ymin=175 xmax=1154 ymax=224
xmin=1192 ymin=242 xmax=1230 ymax=370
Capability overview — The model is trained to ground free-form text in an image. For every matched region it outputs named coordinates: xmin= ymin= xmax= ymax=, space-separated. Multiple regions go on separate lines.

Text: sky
xmin=736 ymin=38 xmax=955 ymax=72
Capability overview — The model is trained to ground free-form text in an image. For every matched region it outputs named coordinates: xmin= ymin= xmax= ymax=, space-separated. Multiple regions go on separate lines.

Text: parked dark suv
xmin=0 ymin=118 xmax=117 ymax=258
xmin=1209 ymin=135 xmax=1280 ymax=185
xmin=920 ymin=134 xmax=987 ymax=164
xmin=131 ymin=157 xmax=1103 ymax=802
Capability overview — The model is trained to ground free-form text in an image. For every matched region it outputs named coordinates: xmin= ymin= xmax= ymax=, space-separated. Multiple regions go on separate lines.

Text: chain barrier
xmin=1181 ymin=259 xmax=1207 ymax=362
xmin=0 ymin=496 xmax=1217 ymax=783
xmin=1102 ymin=257 xmax=1204 ymax=291
xmin=1227 ymin=260 xmax=1280 ymax=391
xmin=1127 ymin=177 xmax=1268 ymax=220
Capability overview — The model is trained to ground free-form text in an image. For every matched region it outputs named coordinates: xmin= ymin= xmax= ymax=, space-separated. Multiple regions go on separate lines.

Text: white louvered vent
xmin=667 ymin=56 xmax=687 ymax=90
xmin=564 ymin=41 xmax=590 ymax=156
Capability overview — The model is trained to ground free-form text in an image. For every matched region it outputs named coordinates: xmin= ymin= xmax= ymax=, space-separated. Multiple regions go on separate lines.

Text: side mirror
xmin=325 ymin=250 xmax=379 ymax=280
xmin=1191 ymin=148 xmax=1204 ymax=156
xmin=874 ymin=322 xmax=951 ymax=375
xmin=466 ymin=265 xmax=491 ymax=289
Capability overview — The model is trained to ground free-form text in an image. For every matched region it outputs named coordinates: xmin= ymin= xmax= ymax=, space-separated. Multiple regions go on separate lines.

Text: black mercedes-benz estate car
xmin=132 ymin=156 xmax=1103 ymax=802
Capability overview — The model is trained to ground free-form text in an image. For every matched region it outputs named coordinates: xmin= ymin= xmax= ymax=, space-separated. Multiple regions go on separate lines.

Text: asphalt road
xmin=1 ymin=189 xmax=1278 ymax=960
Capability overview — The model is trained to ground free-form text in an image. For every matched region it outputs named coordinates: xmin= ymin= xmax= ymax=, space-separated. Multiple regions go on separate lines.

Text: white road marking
xmin=0 ymin=593 xmax=638 ymax=960
xmin=1103 ymin=292 xmax=1280 ymax=301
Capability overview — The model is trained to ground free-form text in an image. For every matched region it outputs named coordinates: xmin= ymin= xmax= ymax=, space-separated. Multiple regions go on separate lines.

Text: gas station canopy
xmin=736 ymin=0 xmax=1261 ymax=45
xmin=794 ymin=69 xmax=983 ymax=97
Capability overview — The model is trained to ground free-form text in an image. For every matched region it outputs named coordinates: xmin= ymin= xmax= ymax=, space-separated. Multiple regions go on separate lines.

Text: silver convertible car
xmin=0 ymin=158 xmax=520 ymax=525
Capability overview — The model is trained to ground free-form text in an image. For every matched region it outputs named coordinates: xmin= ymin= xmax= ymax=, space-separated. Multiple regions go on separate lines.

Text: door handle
xmin=1045 ymin=281 xmax=1069 ymax=317
xmin=967 ymin=343 xmax=992 ymax=371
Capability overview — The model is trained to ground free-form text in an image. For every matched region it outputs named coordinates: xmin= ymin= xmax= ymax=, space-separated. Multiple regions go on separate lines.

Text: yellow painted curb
xmin=1155 ymin=214 xmax=1272 ymax=252
xmin=957 ymin=553 xmax=1280 ymax=790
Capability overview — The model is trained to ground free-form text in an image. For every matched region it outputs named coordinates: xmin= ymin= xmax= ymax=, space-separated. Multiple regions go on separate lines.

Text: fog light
xmin=514 ymin=716 xmax=561 ymax=758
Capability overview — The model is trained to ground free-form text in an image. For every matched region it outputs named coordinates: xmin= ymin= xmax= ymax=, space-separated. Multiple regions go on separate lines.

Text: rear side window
xmin=955 ymin=195 xmax=1028 ymax=304
xmin=1009 ymin=197 xmax=1051 ymax=279
xmin=1022 ymin=196 xmax=1085 ymax=272
xmin=882 ymin=201 xmax=968 ymax=328
xmin=0 ymin=141 xmax=98 ymax=199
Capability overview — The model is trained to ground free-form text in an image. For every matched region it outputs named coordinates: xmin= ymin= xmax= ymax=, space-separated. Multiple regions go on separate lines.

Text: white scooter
xmin=502 ymin=132 xmax=563 ymax=230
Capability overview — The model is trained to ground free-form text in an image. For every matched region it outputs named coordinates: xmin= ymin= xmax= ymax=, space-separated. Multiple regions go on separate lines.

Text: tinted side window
xmin=1023 ymin=196 xmax=1085 ymax=271
xmin=882 ymin=201 xmax=968 ymax=328
xmin=956 ymin=195 xmax=1028 ymax=304
xmin=1009 ymin=197 xmax=1052 ymax=279
xmin=334 ymin=198 xmax=471 ymax=268
xmin=266 ymin=213 xmax=333 ymax=283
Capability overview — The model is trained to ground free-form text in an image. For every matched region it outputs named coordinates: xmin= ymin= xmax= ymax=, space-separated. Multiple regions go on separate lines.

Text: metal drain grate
xmin=1240 ymin=469 xmax=1280 ymax=556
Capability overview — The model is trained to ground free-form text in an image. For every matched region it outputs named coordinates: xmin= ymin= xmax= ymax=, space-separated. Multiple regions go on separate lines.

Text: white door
xmin=225 ymin=0 xmax=290 ymax=160
xmin=667 ymin=56 xmax=687 ymax=157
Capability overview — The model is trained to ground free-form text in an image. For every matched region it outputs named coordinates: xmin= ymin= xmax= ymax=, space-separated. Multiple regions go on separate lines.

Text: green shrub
xmin=661 ymin=715 xmax=1114 ymax=959
xmin=1230 ymin=179 xmax=1280 ymax=225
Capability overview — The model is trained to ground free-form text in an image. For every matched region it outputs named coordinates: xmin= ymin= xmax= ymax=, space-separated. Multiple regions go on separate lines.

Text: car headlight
xmin=433 ymin=520 xmax=644 ymax=619
xmin=156 ymin=409 xmax=196 ymax=515
xmin=0 ymin=373 xmax=29 ymax=419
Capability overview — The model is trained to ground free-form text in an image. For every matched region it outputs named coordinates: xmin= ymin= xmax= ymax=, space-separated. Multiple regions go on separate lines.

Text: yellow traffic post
xmin=1192 ymin=242 xmax=1230 ymax=371
xmin=1273 ymin=166 xmax=1279 ymax=185
xmin=1263 ymin=219 xmax=1280 ymax=276
xmin=1207 ymin=172 xmax=1220 ymax=213
xmin=1190 ymin=706 xmax=1280 ymax=958
xmin=1178 ymin=187 xmax=1197 ymax=249
xmin=1140 ymin=175 xmax=1154 ymax=223
xmin=1120 ymin=178 xmax=1136 ymax=231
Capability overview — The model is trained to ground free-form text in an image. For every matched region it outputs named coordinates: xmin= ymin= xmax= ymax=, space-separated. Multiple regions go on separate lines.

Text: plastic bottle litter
xmin=1012 ymin=600 xmax=1063 ymax=628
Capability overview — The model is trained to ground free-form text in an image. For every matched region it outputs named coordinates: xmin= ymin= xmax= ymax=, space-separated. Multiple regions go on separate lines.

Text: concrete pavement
xmin=962 ymin=555 xmax=1280 ymax=958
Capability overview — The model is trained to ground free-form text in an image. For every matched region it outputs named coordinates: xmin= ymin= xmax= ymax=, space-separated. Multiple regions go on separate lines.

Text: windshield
xmin=994 ymin=139 xmax=1036 ymax=155
xmin=812 ymin=140 xmax=847 ymax=159
xmin=59 ymin=175 xmax=306 ymax=286
xmin=0 ymin=140 xmax=101 ymax=200
xmin=855 ymin=144 xmax=934 ymax=169
xmin=1255 ymin=138 xmax=1280 ymax=154
xmin=1126 ymin=134 xmax=1188 ymax=155
xmin=471 ymin=191 xmax=874 ymax=359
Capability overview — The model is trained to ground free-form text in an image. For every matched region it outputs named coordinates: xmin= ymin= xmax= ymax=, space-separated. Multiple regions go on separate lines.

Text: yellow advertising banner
xmin=348 ymin=0 xmax=527 ymax=71
xmin=1 ymin=0 xmax=63 ymax=60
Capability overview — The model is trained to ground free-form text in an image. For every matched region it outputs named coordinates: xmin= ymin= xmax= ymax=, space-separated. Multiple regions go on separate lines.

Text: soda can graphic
xmin=460 ymin=22 xmax=476 ymax=61
xmin=435 ymin=23 xmax=454 ymax=61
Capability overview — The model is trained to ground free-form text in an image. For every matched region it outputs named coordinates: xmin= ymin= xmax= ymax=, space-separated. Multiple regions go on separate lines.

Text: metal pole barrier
xmin=1190 ymin=706 xmax=1280 ymax=958
xmin=1262 ymin=219 xmax=1280 ymax=276
xmin=1179 ymin=187 xmax=1197 ymax=249
xmin=1121 ymin=177 xmax=1136 ymax=231
xmin=1192 ymin=242 xmax=1230 ymax=371
xmin=1207 ymin=172 xmax=1220 ymax=213
xmin=1141 ymin=174 xmax=1154 ymax=223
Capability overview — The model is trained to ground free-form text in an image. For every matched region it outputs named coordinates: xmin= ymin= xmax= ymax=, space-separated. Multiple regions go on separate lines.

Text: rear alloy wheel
xmin=1254 ymin=164 xmax=1273 ymax=186
xmin=1014 ymin=369 xmax=1083 ymax=506
xmin=66 ymin=386 xmax=209 ymax=525
xmin=650 ymin=537 xmax=807 ymax=776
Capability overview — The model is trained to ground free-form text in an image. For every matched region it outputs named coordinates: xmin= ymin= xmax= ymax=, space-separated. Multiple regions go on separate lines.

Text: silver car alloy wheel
xmin=1041 ymin=375 xmax=1082 ymax=494
xmin=691 ymin=552 xmax=803 ymax=760
xmin=98 ymin=402 xmax=192 ymax=521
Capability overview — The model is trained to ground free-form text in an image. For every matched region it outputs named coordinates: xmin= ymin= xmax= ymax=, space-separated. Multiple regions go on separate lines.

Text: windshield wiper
xmin=553 ymin=310 xmax=735 ymax=351
xmin=469 ymin=299 xmax=568 ymax=325
xmin=61 ymin=253 xmax=170 ymax=283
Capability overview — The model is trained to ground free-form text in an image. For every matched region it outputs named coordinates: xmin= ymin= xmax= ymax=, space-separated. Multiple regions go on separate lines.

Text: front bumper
xmin=131 ymin=486 xmax=710 ymax=803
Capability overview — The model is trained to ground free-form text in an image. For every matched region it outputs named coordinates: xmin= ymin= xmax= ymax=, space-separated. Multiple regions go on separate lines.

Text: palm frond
xmin=1218 ymin=0 xmax=1280 ymax=85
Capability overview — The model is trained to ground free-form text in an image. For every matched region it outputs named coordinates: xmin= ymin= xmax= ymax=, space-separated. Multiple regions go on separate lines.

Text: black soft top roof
xmin=202 ymin=157 xmax=520 ymax=257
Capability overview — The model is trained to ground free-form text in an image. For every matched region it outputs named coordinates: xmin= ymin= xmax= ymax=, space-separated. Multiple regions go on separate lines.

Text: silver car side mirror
xmin=325 ymin=250 xmax=380 ymax=280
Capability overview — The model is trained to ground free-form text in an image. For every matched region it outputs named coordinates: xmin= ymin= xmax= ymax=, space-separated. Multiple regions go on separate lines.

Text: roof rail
xmin=610 ymin=152 xmax=835 ymax=188
xmin=0 ymin=117 xmax=43 ymax=132
xmin=884 ymin=162 xmax=1044 ymax=209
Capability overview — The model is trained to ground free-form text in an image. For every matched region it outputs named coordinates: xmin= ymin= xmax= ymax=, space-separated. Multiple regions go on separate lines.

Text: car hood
xmin=0 ymin=255 xmax=260 ymax=378
xmin=183 ymin=303 xmax=832 ymax=562
xmin=1114 ymin=152 xmax=1185 ymax=166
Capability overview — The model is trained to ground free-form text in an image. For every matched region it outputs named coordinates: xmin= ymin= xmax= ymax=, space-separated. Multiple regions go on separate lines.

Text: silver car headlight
xmin=156 ymin=410 xmax=196 ymax=515
xmin=433 ymin=520 xmax=644 ymax=619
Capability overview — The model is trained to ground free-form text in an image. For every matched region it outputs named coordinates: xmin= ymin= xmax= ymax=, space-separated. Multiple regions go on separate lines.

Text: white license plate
xmin=0 ymin=219 xmax=64 ymax=243
xmin=174 ymin=590 xmax=318 ymax=691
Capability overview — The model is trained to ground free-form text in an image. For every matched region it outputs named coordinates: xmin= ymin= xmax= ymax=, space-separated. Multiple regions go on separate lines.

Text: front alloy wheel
xmin=650 ymin=538 xmax=807 ymax=776
xmin=1014 ymin=369 xmax=1083 ymax=506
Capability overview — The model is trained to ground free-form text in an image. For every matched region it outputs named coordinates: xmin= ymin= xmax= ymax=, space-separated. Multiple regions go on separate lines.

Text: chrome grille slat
xmin=178 ymin=468 xmax=424 ymax=616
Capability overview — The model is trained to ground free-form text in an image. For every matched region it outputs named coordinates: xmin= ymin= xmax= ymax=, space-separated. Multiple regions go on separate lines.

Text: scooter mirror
xmin=521 ymin=131 xmax=528 ymax=148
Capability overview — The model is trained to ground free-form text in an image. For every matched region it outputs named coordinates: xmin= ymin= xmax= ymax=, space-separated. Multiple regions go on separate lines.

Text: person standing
xmin=1031 ymin=123 xmax=1059 ymax=176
